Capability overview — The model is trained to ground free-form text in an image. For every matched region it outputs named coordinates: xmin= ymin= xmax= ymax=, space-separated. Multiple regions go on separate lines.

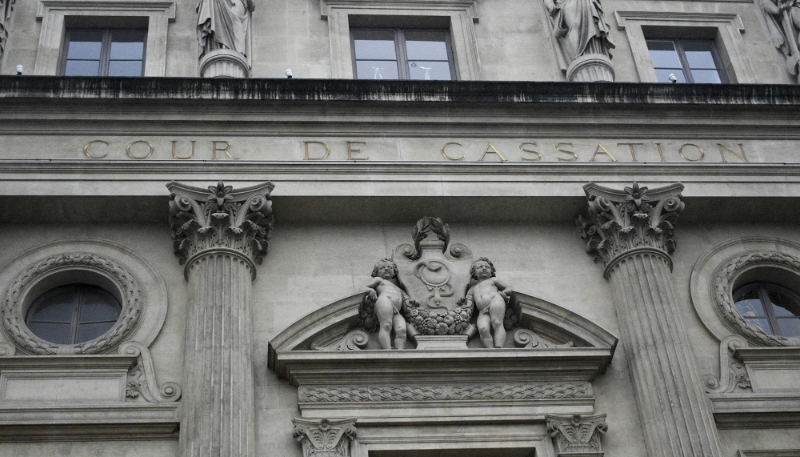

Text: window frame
xmin=646 ymin=38 xmax=728 ymax=84
xmin=613 ymin=11 xmax=756 ymax=83
xmin=26 ymin=283 xmax=122 ymax=345
xmin=733 ymin=282 xmax=800 ymax=338
xmin=35 ymin=0 xmax=175 ymax=76
xmin=349 ymin=27 xmax=456 ymax=80
xmin=59 ymin=27 xmax=148 ymax=77
xmin=320 ymin=0 xmax=480 ymax=80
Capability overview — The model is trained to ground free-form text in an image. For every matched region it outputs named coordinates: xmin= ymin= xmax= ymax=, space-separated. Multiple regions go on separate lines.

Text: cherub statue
xmin=363 ymin=259 xmax=409 ymax=349
xmin=465 ymin=257 xmax=513 ymax=348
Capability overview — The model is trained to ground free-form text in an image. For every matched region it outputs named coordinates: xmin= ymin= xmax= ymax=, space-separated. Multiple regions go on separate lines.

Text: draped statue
xmin=197 ymin=0 xmax=254 ymax=59
xmin=543 ymin=0 xmax=615 ymax=81
xmin=759 ymin=0 xmax=800 ymax=82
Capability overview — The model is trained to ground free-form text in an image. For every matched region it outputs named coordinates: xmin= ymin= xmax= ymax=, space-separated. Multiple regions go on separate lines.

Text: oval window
xmin=26 ymin=284 xmax=121 ymax=344
xmin=734 ymin=283 xmax=800 ymax=337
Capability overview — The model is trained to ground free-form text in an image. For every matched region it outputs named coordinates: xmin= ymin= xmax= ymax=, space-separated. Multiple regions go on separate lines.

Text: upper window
xmin=26 ymin=284 xmax=122 ymax=345
xmin=734 ymin=283 xmax=800 ymax=337
xmin=61 ymin=28 xmax=147 ymax=76
xmin=351 ymin=28 xmax=455 ymax=80
xmin=646 ymin=39 xmax=727 ymax=83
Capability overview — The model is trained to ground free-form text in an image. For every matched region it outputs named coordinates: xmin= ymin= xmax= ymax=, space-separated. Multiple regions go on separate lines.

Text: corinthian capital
xmin=546 ymin=413 xmax=608 ymax=456
xmin=167 ymin=181 xmax=274 ymax=275
xmin=293 ymin=418 xmax=357 ymax=457
xmin=576 ymin=182 xmax=684 ymax=273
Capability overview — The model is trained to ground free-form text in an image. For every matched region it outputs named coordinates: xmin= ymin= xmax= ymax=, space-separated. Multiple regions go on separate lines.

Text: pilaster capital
xmin=546 ymin=413 xmax=608 ymax=457
xmin=576 ymin=182 xmax=684 ymax=276
xmin=167 ymin=181 xmax=274 ymax=278
xmin=292 ymin=418 xmax=357 ymax=457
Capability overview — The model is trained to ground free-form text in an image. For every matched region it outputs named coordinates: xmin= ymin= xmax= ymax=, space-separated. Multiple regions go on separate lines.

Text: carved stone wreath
xmin=1 ymin=253 xmax=143 ymax=355
xmin=713 ymin=250 xmax=800 ymax=347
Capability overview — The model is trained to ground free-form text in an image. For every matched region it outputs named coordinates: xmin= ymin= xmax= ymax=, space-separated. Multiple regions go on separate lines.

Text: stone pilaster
xmin=293 ymin=418 xmax=357 ymax=457
xmin=546 ymin=414 xmax=608 ymax=457
xmin=168 ymin=181 xmax=274 ymax=457
xmin=577 ymin=182 xmax=722 ymax=457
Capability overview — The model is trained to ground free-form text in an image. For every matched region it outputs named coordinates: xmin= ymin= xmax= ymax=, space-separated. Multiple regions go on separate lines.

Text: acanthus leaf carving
xmin=577 ymin=182 xmax=684 ymax=275
xmin=546 ymin=413 xmax=608 ymax=456
xmin=167 ymin=181 xmax=274 ymax=271
xmin=513 ymin=328 xmax=573 ymax=349
xmin=293 ymin=418 xmax=357 ymax=457
xmin=311 ymin=330 xmax=370 ymax=351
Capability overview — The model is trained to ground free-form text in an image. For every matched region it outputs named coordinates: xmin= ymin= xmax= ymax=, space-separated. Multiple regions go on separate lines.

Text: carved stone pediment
xmin=268 ymin=291 xmax=617 ymax=422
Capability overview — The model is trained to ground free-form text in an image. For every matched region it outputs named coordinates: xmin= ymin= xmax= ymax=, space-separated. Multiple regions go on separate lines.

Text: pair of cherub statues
xmin=364 ymin=257 xmax=512 ymax=349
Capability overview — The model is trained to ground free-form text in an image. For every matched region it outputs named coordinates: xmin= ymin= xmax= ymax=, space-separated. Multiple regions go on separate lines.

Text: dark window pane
xmin=77 ymin=322 xmax=116 ymax=342
xmin=691 ymin=69 xmax=722 ymax=84
xmin=353 ymin=30 xmax=397 ymax=60
xmin=80 ymin=301 xmax=120 ymax=323
xmin=654 ymin=69 xmax=686 ymax=83
xmin=408 ymin=60 xmax=451 ymax=80
xmin=110 ymin=34 xmax=145 ymax=60
xmin=29 ymin=301 xmax=73 ymax=323
xmin=404 ymin=31 xmax=448 ymax=60
xmin=777 ymin=318 xmax=800 ymax=337
xmin=66 ymin=30 xmax=103 ymax=60
xmin=647 ymin=41 xmax=681 ymax=68
xmin=108 ymin=60 xmax=144 ymax=76
xmin=735 ymin=295 xmax=766 ymax=317
xmin=355 ymin=60 xmax=399 ymax=79
xmin=745 ymin=317 xmax=772 ymax=333
xmin=65 ymin=60 xmax=100 ymax=76
xmin=28 ymin=322 xmax=71 ymax=344
xmin=768 ymin=291 xmax=800 ymax=317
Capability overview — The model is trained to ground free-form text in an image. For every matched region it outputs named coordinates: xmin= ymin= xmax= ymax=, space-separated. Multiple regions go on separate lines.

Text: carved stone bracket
xmin=576 ymin=182 xmax=685 ymax=278
xmin=293 ymin=418 xmax=357 ymax=457
xmin=705 ymin=335 xmax=752 ymax=394
xmin=121 ymin=341 xmax=181 ymax=402
xmin=1 ymin=253 xmax=143 ymax=355
xmin=167 ymin=180 xmax=274 ymax=279
xmin=546 ymin=414 xmax=608 ymax=457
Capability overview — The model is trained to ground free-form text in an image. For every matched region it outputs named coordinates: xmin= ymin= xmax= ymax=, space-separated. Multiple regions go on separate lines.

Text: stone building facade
xmin=0 ymin=0 xmax=799 ymax=455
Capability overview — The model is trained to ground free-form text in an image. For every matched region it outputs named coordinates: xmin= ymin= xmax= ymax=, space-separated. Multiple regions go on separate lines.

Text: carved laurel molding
xmin=1 ymin=253 xmax=143 ymax=355
xmin=167 ymin=181 xmax=274 ymax=278
xmin=713 ymin=250 xmax=800 ymax=347
xmin=705 ymin=335 xmax=752 ymax=394
xmin=577 ymin=182 xmax=684 ymax=277
xmin=546 ymin=413 xmax=608 ymax=456
xmin=121 ymin=341 xmax=181 ymax=402
xmin=299 ymin=382 xmax=592 ymax=403
xmin=293 ymin=418 xmax=357 ymax=457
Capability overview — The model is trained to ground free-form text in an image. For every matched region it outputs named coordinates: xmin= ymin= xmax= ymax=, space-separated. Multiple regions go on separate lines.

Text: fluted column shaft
xmin=578 ymin=182 xmax=721 ymax=457
xmin=181 ymin=252 xmax=255 ymax=457
xmin=608 ymin=251 xmax=720 ymax=457
xmin=167 ymin=181 xmax=274 ymax=457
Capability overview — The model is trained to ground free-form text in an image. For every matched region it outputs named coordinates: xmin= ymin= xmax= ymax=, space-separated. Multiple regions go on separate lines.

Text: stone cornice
xmin=2 ymin=77 xmax=800 ymax=106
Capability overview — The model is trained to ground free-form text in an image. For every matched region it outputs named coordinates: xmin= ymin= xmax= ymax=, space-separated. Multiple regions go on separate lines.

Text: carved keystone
xmin=546 ymin=414 xmax=608 ymax=457
xmin=167 ymin=180 xmax=274 ymax=279
xmin=293 ymin=418 xmax=357 ymax=457
xmin=576 ymin=182 xmax=684 ymax=278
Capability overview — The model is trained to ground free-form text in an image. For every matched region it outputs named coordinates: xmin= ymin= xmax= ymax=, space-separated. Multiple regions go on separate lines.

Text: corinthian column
xmin=577 ymin=183 xmax=721 ymax=457
xmin=168 ymin=181 xmax=274 ymax=457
